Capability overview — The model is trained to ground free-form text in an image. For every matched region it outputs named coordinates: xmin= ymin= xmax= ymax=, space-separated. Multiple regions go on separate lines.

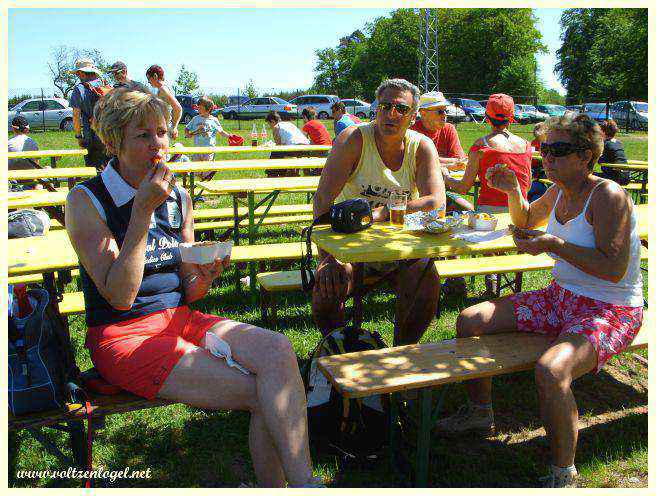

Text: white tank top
xmin=336 ymin=122 xmax=422 ymax=208
xmin=547 ymin=181 xmax=643 ymax=307
xmin=276 ymin=121 xmax=310 ymax=145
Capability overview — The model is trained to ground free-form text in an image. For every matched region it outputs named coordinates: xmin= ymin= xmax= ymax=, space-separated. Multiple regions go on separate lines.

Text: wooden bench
xmin=193 ymin=203 xmax=313 ymax=220
xmin=316 ymin=316 xmax=649 ymax=486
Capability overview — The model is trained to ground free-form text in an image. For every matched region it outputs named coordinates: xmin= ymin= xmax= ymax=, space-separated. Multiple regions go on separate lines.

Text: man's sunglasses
xmin=540 ymin=142 xmax=587 ymax=158
xmin=378 ymin=102 xmax=412 ymax=115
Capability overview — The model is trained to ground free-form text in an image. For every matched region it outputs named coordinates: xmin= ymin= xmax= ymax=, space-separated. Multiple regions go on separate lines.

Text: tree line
xmin=556 ymin=8 xmax=647 ymax=104
xmin=311 ymin=8 xmax=647 ymax=105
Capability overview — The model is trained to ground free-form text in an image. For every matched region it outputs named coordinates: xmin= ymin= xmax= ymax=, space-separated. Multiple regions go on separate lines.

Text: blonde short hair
xmin=92 ymin=88 xmax=171 ymax=152
xmin=545 ymin=113 xmax=603 ymax=170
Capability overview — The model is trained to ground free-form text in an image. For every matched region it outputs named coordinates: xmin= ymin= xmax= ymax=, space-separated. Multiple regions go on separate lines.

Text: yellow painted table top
xmin=312 ymin=205 xmax=648 ymax=264
xmin=600 ymin=163 xmax=648 ymax=172
xmin=9 ymin=206 xmax=645 ymax=277
xmin=8 ymin=149 xmax=88 ymax=159
xmin=169 ymin=157 xmax=325 ymax=174
xmin=9 ymin=230 xmax=78 ymax=276
xmin=8 ymin=190 xmax=68 ymax=209
xmin=8 ymin=167 xmax=97 ymax=181
xmin=197 ymin=176 xmax=320 ymax=194
xmin=177 ymin=144 xmax=330 ymax=154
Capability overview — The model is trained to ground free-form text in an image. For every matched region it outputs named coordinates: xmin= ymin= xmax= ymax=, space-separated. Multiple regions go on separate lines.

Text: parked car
xmin=515 ymin=104 xmax=548 ymax=123
xmin=175 ymin=95 xmax=200 ymax=125
xmin=582 ymin=103 xmax=610 ymax=123
xmin=340 ymin=98 xmax=371 ymax=120
xmin=288 ymin=94 xmax=339 ymax=120
xmin=221 ymin=96 xmax=298 ymax=120
xmin=611 ymin=100 xmax=648 ymax=130
xmin=8 ymin=97 xmax=73 ymax=131
xmin=226 ymin=95 xmax=250 ymax=107
xmin=565 ymin=105 xmax=583 ymax=114
xmin=536 ymin=104 xmax=567 ymax=117
xmin=450 ymin=98 xmax=486 ymax=122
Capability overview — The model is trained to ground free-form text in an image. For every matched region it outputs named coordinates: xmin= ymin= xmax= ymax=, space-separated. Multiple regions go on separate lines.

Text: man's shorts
xmin=509 ymin=280 xmax=643 ymax=372
xmin=85 ymin=306 xmax=226 ymax=399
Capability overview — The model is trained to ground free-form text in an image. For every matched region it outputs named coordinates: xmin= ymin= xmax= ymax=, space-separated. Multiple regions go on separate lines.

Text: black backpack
xmin=303 ymin=325 xmax=390 ymax=463
xmin=8 ymin=288 xmax=80 ymax=416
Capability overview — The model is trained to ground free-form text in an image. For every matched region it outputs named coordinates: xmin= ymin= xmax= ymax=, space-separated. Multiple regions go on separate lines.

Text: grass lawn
xmin=8 ymin=121 xmax=648 ymax=488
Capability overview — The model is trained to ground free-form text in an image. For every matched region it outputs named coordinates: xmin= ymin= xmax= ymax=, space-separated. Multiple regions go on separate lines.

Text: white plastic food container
xmin=468 ymin=213 xmax=498 ymax=231
xmin=179 ymin=240 xmax=233 ymax=265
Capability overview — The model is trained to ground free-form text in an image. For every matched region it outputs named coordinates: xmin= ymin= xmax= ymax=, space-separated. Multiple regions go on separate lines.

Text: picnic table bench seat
xmin=317 ymin=321 xmax=648 ymax=399
xmin=193 ymin=203 xmax=313 ymax=221
xmin=195 ymin=214 xmax=313 ymax=232
xmin=316 ymin=314 xmax=649 ymax=485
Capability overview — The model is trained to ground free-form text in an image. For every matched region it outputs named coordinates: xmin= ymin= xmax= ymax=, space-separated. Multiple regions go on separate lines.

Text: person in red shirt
xmin=442 ymin=93 xmax=532 ymax=213
xmin=411 ymin=91 xmax=467 ymax=171
xmin=301 ymin=107 xmax=333 ymax=145
xmin=412 ymin=92 xmax=473 ymax=212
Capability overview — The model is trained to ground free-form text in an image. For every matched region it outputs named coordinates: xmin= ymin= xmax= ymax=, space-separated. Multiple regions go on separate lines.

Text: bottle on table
xmin=251 ymin=123 xmax=258 ymax=147
xmin=260 ymin=124 xmax=268 ymax=144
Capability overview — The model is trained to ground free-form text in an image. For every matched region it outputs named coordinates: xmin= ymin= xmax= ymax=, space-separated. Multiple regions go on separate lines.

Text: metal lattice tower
xmin=418 ymin=8 xmax=439 ymax=92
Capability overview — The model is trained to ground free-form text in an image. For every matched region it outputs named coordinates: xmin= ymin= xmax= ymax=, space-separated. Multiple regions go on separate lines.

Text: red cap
xmin=228 ymin=134 xmax=244 ymax=146
xmin=486 ymin=93 xmax=515 ymax=123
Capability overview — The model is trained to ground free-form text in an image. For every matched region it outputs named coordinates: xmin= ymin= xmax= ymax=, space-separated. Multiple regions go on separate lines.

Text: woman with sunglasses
xmin=442 ymin=93 xmax=532 ymax=214
xmin=434 ymin=113 xmax=644 ymax=488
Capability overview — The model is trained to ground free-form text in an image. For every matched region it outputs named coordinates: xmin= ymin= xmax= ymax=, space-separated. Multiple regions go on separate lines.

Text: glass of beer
xmin=388 ymin=192 xmax=408 ymax=228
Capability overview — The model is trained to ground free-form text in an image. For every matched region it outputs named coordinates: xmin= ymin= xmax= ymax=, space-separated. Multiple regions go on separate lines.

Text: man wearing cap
xmin=8 ymin=115 xmax=40 ymax=171
xmin=69 ymin=59 xmax=110 ymax=170
xmin=412 ymin=91 xmax=474 ymax=213
xmin=108 ymin=61 xmax=150 ymax=93
xmin=312 ymin=78 xmax=446 ymax=345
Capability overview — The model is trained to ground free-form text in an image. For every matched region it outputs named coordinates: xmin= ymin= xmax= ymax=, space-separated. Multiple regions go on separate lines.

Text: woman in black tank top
xmin=65 ymin=88 xmax=320 ymax=487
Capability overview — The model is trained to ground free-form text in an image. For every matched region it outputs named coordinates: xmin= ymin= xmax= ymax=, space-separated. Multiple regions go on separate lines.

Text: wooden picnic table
xmin=198 ymin=175 xmax=320 ymax=294
xmin=8 ymin=189 xmax=68 ymax=209
xmin=176 ymin=144 xmax=330 ymax=155
xmin=170 ymin=157 xmax=325 ymax=199
xmin=312 ymin=205 xmax=648 ymax=324
xmin=8 ymin=167 xmax=97 ymax=181
xmin=8 ymin=148 xmax=88 ymax=168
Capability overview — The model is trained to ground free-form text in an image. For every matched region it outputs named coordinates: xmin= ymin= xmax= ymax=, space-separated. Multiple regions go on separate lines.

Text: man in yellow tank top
xmin=312 ymin=78 xmax=446 ymax=345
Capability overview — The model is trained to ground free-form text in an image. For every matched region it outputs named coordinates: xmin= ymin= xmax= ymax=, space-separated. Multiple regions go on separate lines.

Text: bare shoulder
xmin=65 ymin=187 xmax=105 ymax=233
xmin=334 ymin=124 xmax=363 ymax=149
xmin=591 ymin=179 xmax=631 ymax=213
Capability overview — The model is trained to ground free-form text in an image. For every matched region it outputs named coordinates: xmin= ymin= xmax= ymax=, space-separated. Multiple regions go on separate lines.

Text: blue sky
xmin=9 ymin=8 xmax=566 ymax=96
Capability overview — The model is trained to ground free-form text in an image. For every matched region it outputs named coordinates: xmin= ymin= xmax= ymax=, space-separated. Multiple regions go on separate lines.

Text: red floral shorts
xmin=509 ymin=281 xmax=643 ymax=372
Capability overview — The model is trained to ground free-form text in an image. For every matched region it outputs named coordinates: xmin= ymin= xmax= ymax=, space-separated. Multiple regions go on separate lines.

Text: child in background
xmin=528 ymin=121 xmax=548 ymax=202
xmin=185 ymin=96 xmax=230 ymax=178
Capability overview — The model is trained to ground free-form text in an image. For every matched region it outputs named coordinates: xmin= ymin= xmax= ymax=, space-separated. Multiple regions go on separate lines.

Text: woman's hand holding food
xmin=510 ymin=225 xmax=559 ymax=256
xmin=134 ymin=158 xmax=174 ymax=214
xmin=196 ymin=255 xmax=231 ymax=284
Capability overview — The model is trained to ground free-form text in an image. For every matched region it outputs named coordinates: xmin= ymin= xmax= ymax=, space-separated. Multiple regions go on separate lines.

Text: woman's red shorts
xmin=85 ymin=306 xmax=226 ymax=399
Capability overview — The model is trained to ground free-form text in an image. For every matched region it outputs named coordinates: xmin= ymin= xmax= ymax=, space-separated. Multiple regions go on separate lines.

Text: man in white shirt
xmin=8 ymin=115 xmax=39 ymax=170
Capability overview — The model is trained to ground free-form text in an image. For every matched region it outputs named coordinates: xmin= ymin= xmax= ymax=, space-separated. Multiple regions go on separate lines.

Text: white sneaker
xmin=434 ymin=403 xmax=495 ymax=437
xmin=540 ymin=466 xmax=578 ymax=488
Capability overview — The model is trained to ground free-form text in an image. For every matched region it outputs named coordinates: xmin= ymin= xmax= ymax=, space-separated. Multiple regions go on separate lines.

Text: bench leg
xmin=260 ymin=288 xmax=269 ymax=324
xmin=270 ymin=293 xmax=278 ymax=329
xmin=67 ymin=421 xmax=89 ymax=470
xmin=415 ymin=388 xmax=432 ymax=487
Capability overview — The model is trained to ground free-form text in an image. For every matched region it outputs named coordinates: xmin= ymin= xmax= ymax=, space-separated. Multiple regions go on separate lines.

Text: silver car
xmin=8 ymin=97 xmax=74 ymax=131
xmin=289 ymin=94 xmax=339 ymax=120
xmin=340 ymin=99 xmax=371 ymax=120
xmin=221 ymin=96 xmax=298 ymax=120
